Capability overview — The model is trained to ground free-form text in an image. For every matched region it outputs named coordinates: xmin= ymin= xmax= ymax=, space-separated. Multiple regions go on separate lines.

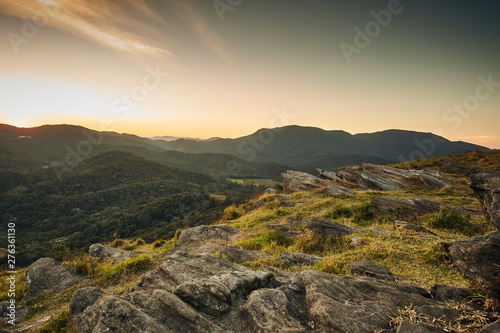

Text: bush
xmin=223 ymin=204 xmax=244 ymax=220
xmin=426 ymin=207 xmax=475 ymax=235
xmin=109 ymin=238 xmax=126 ymax=248
xmin=135 ymin=238 xmax=146 ymax=246
xmin=152 ymin=239 xmax=166 ymax=248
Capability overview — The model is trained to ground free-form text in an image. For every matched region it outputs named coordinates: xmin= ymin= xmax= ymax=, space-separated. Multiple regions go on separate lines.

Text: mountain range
xmin=0 ymin=123 xmax=487 ymax=174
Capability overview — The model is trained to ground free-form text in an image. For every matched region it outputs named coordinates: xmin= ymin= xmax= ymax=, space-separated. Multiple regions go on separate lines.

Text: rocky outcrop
xmin=78 ymin=251 xmax=436 ymax=333
xmin=450 ymin=231 xmax=500 ymax=304
xmin=370 ymin=196 xmax=481 ymax=218
xmin=336 ymin=163 xmax=449 ymax=191
xmin=441 ymin=160 xmax=466 ymax=174
xmin=25 ymin=258 xmax=83 ymax=298
xmin=281 ymin=170 xmax=333 ymax=192
xmin=266 ymin=223 xmax=298 ymax=238
xmin=477 ymin=320 xmax=500 ymax=333
xmin=469 ymin=168 xmax=500 ymax=230
xmin=218 ymin=245 xmax=272 ymax=263
xmin=178 ymin=225 xmax=240 ymax=246
xmin=70 ymin=287 xmax=104 ymax=315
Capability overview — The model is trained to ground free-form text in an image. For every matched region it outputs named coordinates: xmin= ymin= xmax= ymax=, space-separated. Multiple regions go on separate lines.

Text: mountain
xmin=0 ymin=124 xmax=488 ymax=178
xmin=148 ymin=135 xmax=204 ymax=142
xmin=154 ymin=125 xmax=488 ymax=168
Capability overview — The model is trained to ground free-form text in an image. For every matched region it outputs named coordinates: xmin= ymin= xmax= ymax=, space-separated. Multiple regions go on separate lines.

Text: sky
xmin=0 ymin=0 xmax=499 ymax=148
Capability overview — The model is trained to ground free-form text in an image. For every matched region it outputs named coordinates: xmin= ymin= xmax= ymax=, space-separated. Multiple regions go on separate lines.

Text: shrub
xmin=426 ymin=208 xmax=475 ymax=235
xmin=152 ymin=239 xmax=166 ymax=248
xmin=135 ymin=238 xmax=146 ymax=246
xmin=109 ymin=238 xmax=126 ymax=248
xmin=223 ymin=204 xmax=244 ymax=220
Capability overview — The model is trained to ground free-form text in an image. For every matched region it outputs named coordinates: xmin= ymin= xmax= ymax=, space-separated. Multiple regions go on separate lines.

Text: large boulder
xmin=178 ymin=225 xmax=240 ymax=246
xmin=25 ymin=258 xmax=83 ymax=298
xmin=281 ymin=170 xmax=332 ymax=192
xmin=469 ymin=168 xmax=500 ymax=230
xmin=70 ymin=287 xmax=104 ymax=315
xmin=450 ymin=231 xmax=500 ymax=303
xmin=78 ymin=251 xmax=444 ymax=332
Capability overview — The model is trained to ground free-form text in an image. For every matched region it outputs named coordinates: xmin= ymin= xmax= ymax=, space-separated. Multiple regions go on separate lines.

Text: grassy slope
xmin=2 ymin=150 xmax=499 ymax=332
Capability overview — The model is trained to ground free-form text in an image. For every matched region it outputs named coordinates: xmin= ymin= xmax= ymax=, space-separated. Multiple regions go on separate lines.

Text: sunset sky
xmin=1 ymin=0 xmax=499 ymax=148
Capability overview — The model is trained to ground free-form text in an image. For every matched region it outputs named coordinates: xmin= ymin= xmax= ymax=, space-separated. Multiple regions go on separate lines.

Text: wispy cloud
xmin=0 ymin=0 xmax=175 ymax=58
xmin=0 ymin=0 xmax=232 ymax=63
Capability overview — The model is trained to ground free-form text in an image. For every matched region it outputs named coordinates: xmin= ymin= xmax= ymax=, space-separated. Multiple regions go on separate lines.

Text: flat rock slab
xmin=279 ymin=252 xmax=323 ymax=267
xmin=369 ymin=227 xmax=393 ymax=236
xmin=430 ymin=284 xmax=472 ymax=302
xmin=302 ymin=215 xmax=357 ymax=238
xmin=25 ymin=258 xmax=83 ymax=298
xmin=395 ymin=221 xmax=437 ymax=235
xmin=469 ymin=168 xmax=500 ymax=230
xmin=450 ymin=231 xmax=500 ymax=303
xmin=70 ymin=287 xmax=104 ymax=315
xmin=178 ymin=225 xmax=240 ymax=246
xmin=397 ymin=320 xmax=447 ymax=332
xmin=282 ymin=170 xmax=332 ymax=192
xmin=218 ymin=245 xmax=272 ymax=263
xmin=350 ymin=259 xmax=405 ymax=282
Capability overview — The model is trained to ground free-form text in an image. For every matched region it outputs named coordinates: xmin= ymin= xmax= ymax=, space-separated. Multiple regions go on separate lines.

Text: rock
xmin=395 ymin=221 xmax=437 ymax=235
xmin=239 ymin=289 xmax=307 ymax=333
xmin=274 ymin=194 xmax=292 ymax=202
xmin=349 ymin=237 xmax=369 ymax=248
xmin=326 ymin=185 xmax=356 ymax=197
xmin=417 ymin=305 xmax=462 ymax=322
xmin=173 ymin=279 xmax=231 ymax=315
xmin=477 ymin=320 xmax=500 ymax=333
xmin=265 ymin=188 xmax=278 ymax=194
xmin=261 ymin=266 xmax=295 ymax=285
xmin=302 ymin=215 xmax=356 ymax=238
xmin=287 ymin=270 xmax=432 ymax=332
xmin=318 ymin=169 xmax=352 ymax=186
xmin=371 ymin=196 xmax=442 ymax=217
xmin=369 ymin=227 xmax=393 ymax=236
xmin=430 ymin=284 xmax=472 ymax=302
xmin=469 ymin=168 xmax=500 ymax=230
xmin=70 ymin=287 xmax=104 ymax=315
xmin=25 ymin=258 xmax=83 ymax=298
xmin=397 ymin=320 xmax=447 ymax=332
xmin=350 ymin=259 xmax=403 ymax=282
xmin=267 ymin=224 xmax=297 ymax=238
xmin=178 ymin=225 xmax=240 ymax=246
xmin=88 ymin=244 xmax=122 ymax=259
xmin=450 ymin=231 xmax=500 ymax=303
xmin=171 ymin=242 xmax=220 ymax=255
xmin=279 ymin=252 xmax=323 ymax=267
xmin=79 ymin=250 xmax=440 ymax=333
xmin=356 ymin=170 xmax=403 ymax=191
xmin=219 ymin=245 xmax=272 ymax=262
xmin=419 ymin=174 xmax=450 ymax=189
xmin=281 ymin=170 xmax=332 ymax=192
xmin=79 ymin=291 xmax=223 ymax=333
xmin=245 ymin=205 xmax=256 ymax=213
xmin=286 ymin=215 xmax=301 ymax=227
xmin=441 ymin=160 xmax=466 ymax=174
xmin=81 ymin=252 xmax=277 ymax=332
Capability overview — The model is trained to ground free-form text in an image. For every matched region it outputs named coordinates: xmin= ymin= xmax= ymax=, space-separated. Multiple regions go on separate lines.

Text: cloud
xmin=0 ymin=0 xmax=232 ymax=63
xmin=0 ymin=0 xmax=175 ymax=58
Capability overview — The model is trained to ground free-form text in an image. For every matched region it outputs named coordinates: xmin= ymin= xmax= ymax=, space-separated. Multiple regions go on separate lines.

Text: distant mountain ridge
xmin=0 ymin=124 xmax=488 ymax=173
